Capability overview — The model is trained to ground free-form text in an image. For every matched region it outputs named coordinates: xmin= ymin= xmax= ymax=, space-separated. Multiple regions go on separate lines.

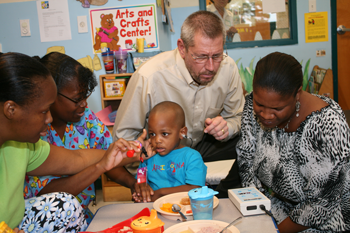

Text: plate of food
xmin=153 ymin=192 xmax=219 ymax=221
xmin=163 ymin=220 xmax=240 ymax=233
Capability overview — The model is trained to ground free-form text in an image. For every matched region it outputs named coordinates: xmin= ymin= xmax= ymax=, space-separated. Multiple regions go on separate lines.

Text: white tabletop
xmin=86 ymin=199 xmax=278 ymax=233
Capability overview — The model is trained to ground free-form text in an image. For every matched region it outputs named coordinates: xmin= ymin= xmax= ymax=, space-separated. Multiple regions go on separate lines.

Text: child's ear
xmin=179 ymin=126 xmax=188 ymax=139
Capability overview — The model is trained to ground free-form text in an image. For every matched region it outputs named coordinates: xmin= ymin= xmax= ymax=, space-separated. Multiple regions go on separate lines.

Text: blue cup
xmin=188 ymin=186 xmax=218 ymax=220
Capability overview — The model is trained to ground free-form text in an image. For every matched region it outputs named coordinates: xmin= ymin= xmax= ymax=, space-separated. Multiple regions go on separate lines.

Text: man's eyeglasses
xmin=58 ymin=92 xmax=91 ymax=106
xmin=190 ymin=53 xmax=228 ymax=64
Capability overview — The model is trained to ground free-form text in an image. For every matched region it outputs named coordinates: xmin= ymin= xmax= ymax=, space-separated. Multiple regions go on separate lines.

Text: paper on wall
xmin=262 ymin=0 xmax=285 ymax=14
xmin=36 ymin=0 xmax=72 ymax=42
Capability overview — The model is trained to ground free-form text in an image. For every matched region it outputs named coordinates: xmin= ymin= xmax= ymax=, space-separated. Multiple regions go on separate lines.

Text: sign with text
xmin=304 ymin=12 xmax=328 ymax=43
xmin=90 ymin=4 xmax=158 ymax=53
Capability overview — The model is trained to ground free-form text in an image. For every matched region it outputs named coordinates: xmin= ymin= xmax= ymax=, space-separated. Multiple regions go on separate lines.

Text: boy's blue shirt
xmin=136 ymin=147 xmax=207 ymax=191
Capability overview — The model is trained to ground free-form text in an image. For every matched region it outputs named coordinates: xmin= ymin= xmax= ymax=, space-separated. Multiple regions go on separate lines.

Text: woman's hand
xmin=97 ymin=139 xmax=141 ymax=172
xmin=13 ymin=228 xmax=25 ymax=233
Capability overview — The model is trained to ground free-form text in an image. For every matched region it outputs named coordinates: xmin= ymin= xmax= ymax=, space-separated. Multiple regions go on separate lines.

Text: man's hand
xmin=132 ymin=182 xmax=154 ymax=203
xmin=204 ymin=116 xmax=228 ymax=140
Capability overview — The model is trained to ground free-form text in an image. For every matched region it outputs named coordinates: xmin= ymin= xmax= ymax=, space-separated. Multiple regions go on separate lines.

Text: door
xmin=336 ymin=0 xmax=350 ymax=110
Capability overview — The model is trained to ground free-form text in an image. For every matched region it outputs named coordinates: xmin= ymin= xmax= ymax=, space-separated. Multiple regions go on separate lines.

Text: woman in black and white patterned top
xmin=237 ymin=52 xmax=350 ymax=233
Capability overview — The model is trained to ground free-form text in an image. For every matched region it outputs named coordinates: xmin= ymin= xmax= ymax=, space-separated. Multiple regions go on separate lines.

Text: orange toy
xmin=0 ymin=222 xmax=15 ymax=233
xmin=131 ymin=209 xmax=164 ymax=233
xmin=81 ymin=208 xmax=164 ymax=233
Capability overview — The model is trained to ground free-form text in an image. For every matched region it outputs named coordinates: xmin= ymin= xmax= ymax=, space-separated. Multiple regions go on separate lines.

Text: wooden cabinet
xmin=99 ymin=73 xmax=133 ymax=109
xmin=306 ymin=65 xmax=334 ymax=99
xmin=99 ymin=73 xmax=134 ymax=202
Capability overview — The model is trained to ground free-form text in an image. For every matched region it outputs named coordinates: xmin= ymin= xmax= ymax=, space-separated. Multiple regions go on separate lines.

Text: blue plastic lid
xmin=102 ymin=51 xmax=114 ymax=56
xmin=188 ymin=186 xmax=218 ymax=200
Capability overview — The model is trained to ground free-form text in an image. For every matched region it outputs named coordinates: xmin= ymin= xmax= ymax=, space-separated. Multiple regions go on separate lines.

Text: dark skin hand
xmin=278 ymin=217 xmax=310 ymax=233
xmin=33 ymin=133 xmax=147 ymax=197
xmin=106 ymin=129 xmax=156 ymax=203
xmin=150 ymin=185 xmax=200 ymax=202
xmin=13 ymin=229 xmax=24 ymax=233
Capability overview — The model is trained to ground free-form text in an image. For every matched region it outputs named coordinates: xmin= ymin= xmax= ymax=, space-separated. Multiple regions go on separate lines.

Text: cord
xmin=182 ymin=135 xmax=193 ymax=147
xmin=259 ymin=204 xmax=277 ymax=224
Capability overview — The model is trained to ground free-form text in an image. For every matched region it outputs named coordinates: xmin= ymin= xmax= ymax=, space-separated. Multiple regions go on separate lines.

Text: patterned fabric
xmin=237 ymin=93 xmax=350 ymax=232
xmin=18 ymin=192 xmax=88 ymax=232
xmin=137 ymin=147 xmax=207 ymax=191
xmin=24 ymin=108 xmax=112 ymax=224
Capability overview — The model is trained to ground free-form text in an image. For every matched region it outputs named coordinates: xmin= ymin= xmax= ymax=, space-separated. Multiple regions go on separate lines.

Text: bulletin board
xmin=90 ymin=4 xmax=159 ymax=53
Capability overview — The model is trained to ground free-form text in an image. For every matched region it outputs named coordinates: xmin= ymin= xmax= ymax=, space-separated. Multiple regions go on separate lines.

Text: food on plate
xmin=196 ymin=226 xmax=232 ymax=233
xmin=179 ymin=227 xmax=195 ymax=233
xmin=180 ymin=196 xmax=191 ymax=205
xmin=118 ymin=226 xmax=133 ymax=233
xmin=185 ymin=210 xmax=192 ymax=214
xmin=160 ymin=203 xmax=178 ymax=214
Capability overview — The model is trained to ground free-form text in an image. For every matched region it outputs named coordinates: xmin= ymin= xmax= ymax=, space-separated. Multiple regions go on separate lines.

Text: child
xmin=135 ymin=101 xmax=207 ymax=202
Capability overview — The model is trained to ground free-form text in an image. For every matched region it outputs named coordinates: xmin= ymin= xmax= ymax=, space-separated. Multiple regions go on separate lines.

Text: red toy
xmin=81 ymin=208 xmax=164 ymax=233
xmin=127 ymin=150 xmax=135 ymax=158
xmin=127 ymin=141 xmax=143 ymax=158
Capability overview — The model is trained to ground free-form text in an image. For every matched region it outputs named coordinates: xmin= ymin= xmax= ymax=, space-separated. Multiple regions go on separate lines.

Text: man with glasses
xmin=112 ymin=10 xmax=245 ymax=199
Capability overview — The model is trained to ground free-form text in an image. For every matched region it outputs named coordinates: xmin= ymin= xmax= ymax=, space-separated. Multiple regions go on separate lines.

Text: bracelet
xmin=134 ymin=140 xmax=142 ymax=148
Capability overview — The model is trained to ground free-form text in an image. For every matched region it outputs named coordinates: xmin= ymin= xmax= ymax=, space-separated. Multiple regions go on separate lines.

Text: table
xmin=86 ymin=199 xmax=278 ymax=233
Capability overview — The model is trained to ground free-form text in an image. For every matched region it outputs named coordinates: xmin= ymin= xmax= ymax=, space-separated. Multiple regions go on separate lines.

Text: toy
xmin=94 ymin=14 xmax=120 ymax=52
xmin=127 ymin=141 xmax=149 ymax=159
xmin=131 ymin=209 xmax=164 ymax=233
xmin=0 ymin=221 xmax=14 ymax=233
xmin=81 ymin=208 xmax=153 ymax=233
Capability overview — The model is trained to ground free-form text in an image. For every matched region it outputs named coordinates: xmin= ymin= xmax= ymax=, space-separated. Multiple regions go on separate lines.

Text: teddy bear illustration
xmin=94 ymin=13 xmax=120 ymax=52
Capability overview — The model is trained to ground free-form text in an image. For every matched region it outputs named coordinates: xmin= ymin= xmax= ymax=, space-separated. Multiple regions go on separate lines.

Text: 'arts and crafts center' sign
xmin=90 ymin=4 xmax=159 ymax=53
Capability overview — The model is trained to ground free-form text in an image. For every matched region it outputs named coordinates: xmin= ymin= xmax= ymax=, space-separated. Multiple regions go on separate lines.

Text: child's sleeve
xmin=185 ymin=150 xmax=207 ymax=186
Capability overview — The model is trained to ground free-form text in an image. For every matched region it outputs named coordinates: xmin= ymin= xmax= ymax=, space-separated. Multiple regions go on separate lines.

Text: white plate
xmin=164 ymin=220 xmax=240 ymax=233
xmin=153 ymin=192 xmax=219 ymax=221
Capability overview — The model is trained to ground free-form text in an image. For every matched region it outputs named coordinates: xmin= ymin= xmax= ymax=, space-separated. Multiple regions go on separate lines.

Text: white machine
xmin=228 ymin=187 xmax=271 ymax=216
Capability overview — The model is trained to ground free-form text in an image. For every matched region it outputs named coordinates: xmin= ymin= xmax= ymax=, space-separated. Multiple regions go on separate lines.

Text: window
xmin=200 ymin=0 xmax=298 ymax=49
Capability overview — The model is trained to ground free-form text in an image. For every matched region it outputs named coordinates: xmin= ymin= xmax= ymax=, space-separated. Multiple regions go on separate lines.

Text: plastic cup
xmin=188 ymin=186 xmax=218 ymax=220
xmin=102 ymin=51 xmax=115 ymax=74
xmin=137 ymin=38 xmax=145 ymax=53
xmin=114 ymin=48 xmax=128 ymax=73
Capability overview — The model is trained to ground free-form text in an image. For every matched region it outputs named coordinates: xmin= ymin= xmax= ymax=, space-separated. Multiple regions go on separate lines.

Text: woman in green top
xmin=0 ymin=52 xmax=147 ymax=232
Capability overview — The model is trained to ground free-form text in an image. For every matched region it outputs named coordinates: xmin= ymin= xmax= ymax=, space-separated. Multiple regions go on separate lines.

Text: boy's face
xmin=148 ymin=111 xmax=185 ymax=156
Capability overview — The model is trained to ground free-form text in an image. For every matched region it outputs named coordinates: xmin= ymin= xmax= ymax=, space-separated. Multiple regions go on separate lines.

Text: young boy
xmin=135 ymin=101 xmax=207 ymax=202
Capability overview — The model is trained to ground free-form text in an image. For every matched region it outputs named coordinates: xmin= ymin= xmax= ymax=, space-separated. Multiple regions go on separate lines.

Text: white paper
xmin=37 ymin=0 xmax=72 ymax=42
xmin=262 ymin=0 xmax=286 ymax=14
xmin=205 ymin=159 xmax=235 ymax=185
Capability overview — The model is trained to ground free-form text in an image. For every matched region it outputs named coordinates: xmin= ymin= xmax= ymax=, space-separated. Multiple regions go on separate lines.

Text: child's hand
xmin=132 ymin=182 xmax=154 ymax=203
xmin=137 ymin=129 xmax=156 ymax=160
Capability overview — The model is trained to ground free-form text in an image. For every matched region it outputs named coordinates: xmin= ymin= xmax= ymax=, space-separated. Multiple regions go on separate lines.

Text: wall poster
xmin=304 ymin=11 xmax=328 ymax=43
xmin=90 ymin=4 xmax=159 ymax=53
